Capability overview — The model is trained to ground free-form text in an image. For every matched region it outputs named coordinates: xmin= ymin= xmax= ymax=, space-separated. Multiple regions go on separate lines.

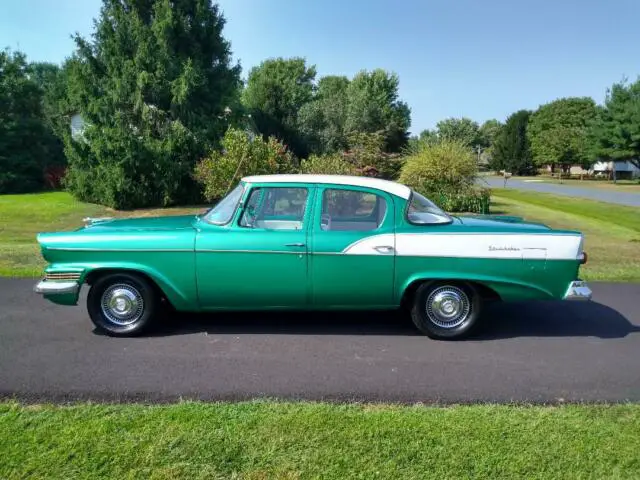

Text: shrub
xmin=299 ymin=154 xmax=355 ymax=175
xmin=194 ymin=128 xmax=297 ymax=202
xmin=430 ymin=187 xmax=491 ymax=214
xmin=399 ymin=139 xmax=490 ymax=213
xmin=344 ymin=131 xmax=403 ymax=180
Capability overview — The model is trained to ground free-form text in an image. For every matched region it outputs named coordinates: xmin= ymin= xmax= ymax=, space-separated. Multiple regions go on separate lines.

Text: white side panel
xmin=343 ymin=233 xmax=582 ymax=260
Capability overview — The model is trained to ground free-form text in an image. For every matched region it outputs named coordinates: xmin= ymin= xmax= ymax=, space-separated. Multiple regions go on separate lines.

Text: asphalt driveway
xmin=481 ymin=176 xmax=640 ymax=206
xmin=1 ymin=278 xmax=639 ymax=403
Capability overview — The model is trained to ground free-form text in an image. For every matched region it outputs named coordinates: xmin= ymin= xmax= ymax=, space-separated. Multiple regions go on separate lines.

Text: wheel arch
xmin=83 ymin=265 xmax=186 ymax=310
xmin=400 ymin=278 xmax=500 ymax=309
xmin=398 ymin=272 xmax=553 ymax=308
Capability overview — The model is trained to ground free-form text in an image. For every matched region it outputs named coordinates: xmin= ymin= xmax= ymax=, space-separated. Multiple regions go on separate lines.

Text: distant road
xmin=1 ymin=278 xmax=639 ymax=403
xmin=481 ymin=177 xmax=640 ymax=207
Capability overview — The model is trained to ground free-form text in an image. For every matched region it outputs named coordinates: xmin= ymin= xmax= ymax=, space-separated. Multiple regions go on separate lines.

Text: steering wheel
xmin=320 ymin=213 xmax=332 ymax=231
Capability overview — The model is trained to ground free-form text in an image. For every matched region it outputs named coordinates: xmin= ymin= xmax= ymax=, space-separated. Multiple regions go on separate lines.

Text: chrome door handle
xmin=285 ymin=242 xmax=306 ymax=247
xmin=373 ymin=245 xmax=394 ymax=254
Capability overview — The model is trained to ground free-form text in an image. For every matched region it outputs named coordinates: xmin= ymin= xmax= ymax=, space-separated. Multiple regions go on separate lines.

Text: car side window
xmin=239 ymin=187 xmax=308 ymax=230
xmin=320 ymin=189 xmax=387 ymax=231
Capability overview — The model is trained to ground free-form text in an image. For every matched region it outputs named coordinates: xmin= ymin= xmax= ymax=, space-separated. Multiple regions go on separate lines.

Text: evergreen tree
xmin=490 ymin=110 xmax=533 ymax=175
xmin=0 ymin=50 xmax=60 ymax=193
xmin=64 ymin=0 xmax=241 ymax=209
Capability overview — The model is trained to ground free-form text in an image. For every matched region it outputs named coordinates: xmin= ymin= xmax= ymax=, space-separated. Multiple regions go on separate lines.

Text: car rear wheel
xmin=410 ymin=281 xmax=482 ymax=339
xmin=87 ymin=272 xmax=157 ymax=337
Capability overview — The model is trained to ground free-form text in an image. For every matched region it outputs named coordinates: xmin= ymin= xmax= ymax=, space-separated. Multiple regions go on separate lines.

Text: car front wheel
xmin=87 ymin=272 xmax=158 ymax=337
xmin=410 ymin=281 xmax=482 ymax=339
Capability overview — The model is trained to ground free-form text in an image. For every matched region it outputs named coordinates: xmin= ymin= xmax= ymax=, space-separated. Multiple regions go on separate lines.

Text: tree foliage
xmin=0 ymin=50 xmax=62 ymax=193
xmin=478 ymin=119 xmax=502 ymax=150
xmin=297 ymin=69 xmax=411 ymax=155
xmin=588 ymin=79 xmax=640 ymax=170
xmin=299 ymin=153 xmax=355 ymax=175
xmin=344 ymin=70 xmax=411 ymax=152
xmin=297 ymin=75 xmax=350 ymax=155
xmin=63 ymin=0 xmax=241 ymax=209
xmin=194 ymin=128 xmax=296 ymax=201
xmin=242 ymin=57 xmax=316 ymax=158
xmin=435 ymin=117 xmax=481 ymax=146
xmin=490 ymin=110 xmax=533 ymax=175
xmin=528 ymin=97 xmax=598 ymax=169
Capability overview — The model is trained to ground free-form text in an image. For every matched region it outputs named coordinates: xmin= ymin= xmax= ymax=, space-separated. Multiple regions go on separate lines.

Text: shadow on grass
xmin=142 ymin=301 xmax=639 ymax=340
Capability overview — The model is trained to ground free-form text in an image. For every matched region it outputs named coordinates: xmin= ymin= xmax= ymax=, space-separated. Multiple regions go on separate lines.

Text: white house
xmin=70 ymin=113 xmax=85 ymax=140
xmin=592 ymin=160 xmax=640 ymax=179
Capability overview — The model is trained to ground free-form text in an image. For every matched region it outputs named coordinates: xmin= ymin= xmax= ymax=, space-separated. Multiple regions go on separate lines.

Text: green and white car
xmin=35 ymin=174 xmax=591 ymax=339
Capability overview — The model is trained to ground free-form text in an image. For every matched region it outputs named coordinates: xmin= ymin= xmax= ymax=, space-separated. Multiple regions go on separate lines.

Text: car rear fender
xmin=398 ymin=271 xmax=555 ymax=304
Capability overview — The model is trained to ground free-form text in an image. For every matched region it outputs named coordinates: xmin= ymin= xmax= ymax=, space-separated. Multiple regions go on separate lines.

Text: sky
xmin=2 ymin=0 xmax=639 ymax=133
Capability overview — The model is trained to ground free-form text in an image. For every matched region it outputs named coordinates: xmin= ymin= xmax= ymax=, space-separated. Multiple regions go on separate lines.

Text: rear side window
xmin=406 ymin=191 xmax=452 ymax=225
xmin=321 ymin=189 xmax=387 ymax=231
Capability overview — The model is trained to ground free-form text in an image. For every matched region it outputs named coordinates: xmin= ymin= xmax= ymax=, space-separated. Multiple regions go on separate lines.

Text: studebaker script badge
xmin=488 ymin=245 xmax=521 ymax=252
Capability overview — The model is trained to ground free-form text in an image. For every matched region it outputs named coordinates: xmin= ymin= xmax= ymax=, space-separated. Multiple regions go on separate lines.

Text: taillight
xmin=578 ymin=252 xmax=588 ymax=264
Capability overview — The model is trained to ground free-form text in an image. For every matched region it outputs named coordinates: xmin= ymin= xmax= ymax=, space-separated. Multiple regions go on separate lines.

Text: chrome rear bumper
xmin=563 ymin=280 xmax=592 ymax=301
xmin=34 ymin=280 xmax=80 ymax=296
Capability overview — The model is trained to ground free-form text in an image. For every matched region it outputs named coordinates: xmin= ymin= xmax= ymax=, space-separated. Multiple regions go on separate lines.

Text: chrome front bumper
xmin=563 ymin=280 xmax=592 ymax=301
xmin=34 ymin=280 xmax=80 ymax=296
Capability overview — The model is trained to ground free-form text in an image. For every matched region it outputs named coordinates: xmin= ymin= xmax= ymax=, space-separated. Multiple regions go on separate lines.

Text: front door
xmin=196 ymin=185 xmax=313 ymax=309
xmin=309 ymin=185 xmax=395 ymax=307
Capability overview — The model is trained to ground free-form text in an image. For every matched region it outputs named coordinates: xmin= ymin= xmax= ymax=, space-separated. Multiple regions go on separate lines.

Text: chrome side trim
xmin=563 ymin=280 xmax=592 ymax=301
xmin=34 ymin=280 xmax=80 ymax=296
xmin=45 ymin=272 xmax=82 ymax=281
xmin=198 ymin=249 xmax=306 ymax=254
xmin=46 ymin=247 xmax=193 ymax=252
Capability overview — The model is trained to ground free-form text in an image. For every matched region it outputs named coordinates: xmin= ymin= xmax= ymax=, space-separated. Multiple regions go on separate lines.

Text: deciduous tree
xmin=528 ymin=97 xmax=598 ymax=170
xmin=344 ymin=69 xmax=411 ymax=152
xmin=242 ymin=57 xmax=316 ymax=157
xmin=435 ymin=117 xmax=480 ymax=146
xmin=297 ymin=75 xmax=350 ymax=154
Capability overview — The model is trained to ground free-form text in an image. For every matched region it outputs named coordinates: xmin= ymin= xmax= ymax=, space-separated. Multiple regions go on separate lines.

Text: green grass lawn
xmin=492 ymin=190 xmax=640 ymax=282
xmin=0 ymin=192 xmax=201 ymax=277
xmin=2 ymin=401 xmax=639 ymax=479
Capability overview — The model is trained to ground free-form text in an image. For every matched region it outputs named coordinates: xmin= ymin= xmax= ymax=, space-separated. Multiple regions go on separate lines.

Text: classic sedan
xmin=35 ymin=174 xmax=592 ymax=339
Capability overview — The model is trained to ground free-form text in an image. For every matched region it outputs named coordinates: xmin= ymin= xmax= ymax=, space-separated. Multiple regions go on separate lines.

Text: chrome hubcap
xmin=425 ymin=286 xmax=470 ymax=329
xmin=100 ymin=284 xmax=144 ymax=326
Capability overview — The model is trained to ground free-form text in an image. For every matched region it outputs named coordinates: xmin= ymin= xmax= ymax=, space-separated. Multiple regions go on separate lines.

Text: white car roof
xmin=241 ymin=174 xmax=412 ymax=200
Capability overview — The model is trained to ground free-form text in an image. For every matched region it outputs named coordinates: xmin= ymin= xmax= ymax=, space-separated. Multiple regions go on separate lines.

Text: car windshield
xmin=203 ymin=184 xmax=244 ymax=225
xmin=406 ymin=191 xmax=452 ymax=225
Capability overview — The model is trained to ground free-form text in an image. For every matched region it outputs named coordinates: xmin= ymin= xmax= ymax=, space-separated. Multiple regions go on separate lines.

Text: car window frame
xmin=236 ymin=185 xmax=311 ymax=231
xmin=404 ymin=190 xmax=453 ymax=226
xmin=202 ymin=183 xmax=245 ymax=226
xmin=317 ymin=185 xmax=391 ymax=233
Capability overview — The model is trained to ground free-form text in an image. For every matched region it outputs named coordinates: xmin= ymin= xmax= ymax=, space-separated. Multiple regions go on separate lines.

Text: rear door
xmin=309 ymin=185 xmax=395 ymax=307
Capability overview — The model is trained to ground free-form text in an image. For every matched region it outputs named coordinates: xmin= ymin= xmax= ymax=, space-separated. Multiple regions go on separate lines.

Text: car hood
xmin=454 ymin=215 xmax=551 ymax=231
xmin=79 ymin=215 xmax=197 ymax=232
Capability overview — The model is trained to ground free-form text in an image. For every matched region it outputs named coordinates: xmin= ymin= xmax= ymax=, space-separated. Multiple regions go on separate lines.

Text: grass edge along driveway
xmin=2 ymin=401 xmax=640 ymax=479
